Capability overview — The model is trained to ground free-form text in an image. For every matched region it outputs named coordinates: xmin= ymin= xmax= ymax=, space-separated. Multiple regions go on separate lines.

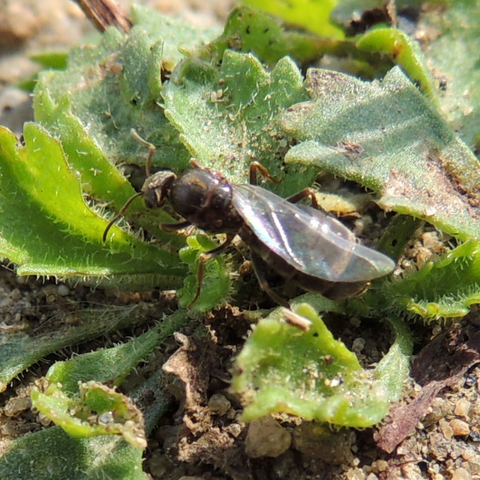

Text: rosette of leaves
xmin=1 ymin=1 xmax=480 ymax=478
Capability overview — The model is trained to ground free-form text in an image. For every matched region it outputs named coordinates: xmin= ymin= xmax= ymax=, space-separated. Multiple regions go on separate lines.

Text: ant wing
xmin=232 ymin=184 xmax=395 ymax=283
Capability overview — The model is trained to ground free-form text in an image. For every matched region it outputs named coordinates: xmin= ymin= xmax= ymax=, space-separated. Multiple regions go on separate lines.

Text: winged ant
xmin=104 ymin=132 xmax=395 ymax=308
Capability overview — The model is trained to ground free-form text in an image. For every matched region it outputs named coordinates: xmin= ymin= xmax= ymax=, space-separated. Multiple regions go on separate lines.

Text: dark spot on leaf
xmin=246 ymin=25 xmax=251 ymax=34
xmin=438 ymin=77 xmax=448 ymax=91
xmin=312 ymin=332 xmax=319 ymax=337
xmin=130 ymin=98 xmax=138 ymax=106
xmin=391 ymin=42 xmax=404 ymax=59
xmin=263 ymin=28 xmax=269 ymax=33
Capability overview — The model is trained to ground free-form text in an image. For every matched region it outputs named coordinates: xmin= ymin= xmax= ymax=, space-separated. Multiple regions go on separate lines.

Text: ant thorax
xmin=168 ymin=169 xmax=244 ymax=234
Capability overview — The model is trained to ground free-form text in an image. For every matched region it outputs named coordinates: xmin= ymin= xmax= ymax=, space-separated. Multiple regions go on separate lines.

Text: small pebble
xmin=207 ymin=393 xmax=231 ymax=416
xmin=57 ymin=284 xmax=69 ymax=296
xmin=450 ymin=419 xmax=470 ymax=437
xmin=439 ymin=418 xmax=454 ymax=439
xmin=10 ymin=288 xmax=22 ymax=301
xmin=451 ymin=467 xmax=472 ymax=480
xmin=42 ymin=284 xmax=58 ymax=295
xmin=146 ymin=452 xmax=171 ymax=478
xmin=397 ymin=445 xmax=409 ymax=455
xmin=245 ymin=416 xmax=291 ymax=458
xmin=461 ymin=449 xmax=475 ymax=462
xmin=352 ymin=337 xmax=365 ymax=353
xmin=225 ymin=422 xmax=243 ymax=438
xmin=37 ymin=412 xmax=52 ymax=427
xmin=424 ymin=397 xmax=452 ymax=426
xmin=4 ymin=397 xmax=31 ymax=416
xmin=350 ymin=317 xmax=361 ymax=328
xmin=421 ymin=232 xmax=444 ymax=252
xmin=376 ymin=459 xmax=389 ymax=472
xmin=454 ymin=398 xmax=471 ymax=418
xmin=345 ymin=467 xmax=366 ymax=480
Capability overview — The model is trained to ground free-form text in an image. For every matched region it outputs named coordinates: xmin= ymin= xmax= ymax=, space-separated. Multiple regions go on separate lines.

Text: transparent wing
xmin=232 ymin=184 xmax=395 ymax=282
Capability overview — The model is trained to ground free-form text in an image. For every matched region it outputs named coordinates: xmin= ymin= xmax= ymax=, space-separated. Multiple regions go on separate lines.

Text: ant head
xmin=102 ymin=169 xmax=177 ymax=243
xmin=142 ymin=170 xmax=177 ymax=210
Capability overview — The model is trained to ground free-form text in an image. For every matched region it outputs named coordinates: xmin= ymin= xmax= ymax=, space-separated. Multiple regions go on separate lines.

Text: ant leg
xmin=188 ymin=233 xmax=235 ymax=308
xmin=249 ymin=162 xmax=281 ymax=186
xmin=249 ymin=162 xmax=320 ymax=209
xmin=250 ymin=253 xmax=291 ymax=309
xmin=161 ymin=220 xmax=191 ymax=232
xmin=286 ymin=188 xmax=319 ymax=209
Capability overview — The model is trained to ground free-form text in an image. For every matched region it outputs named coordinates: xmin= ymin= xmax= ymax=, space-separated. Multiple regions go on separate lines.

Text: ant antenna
xmin=102 ymin=192 xmax=143 ymax=242
xmin=102 ymin=130 xmax=156 ymax=242
xmin=130 ymin=129 xmax=155 ymax=177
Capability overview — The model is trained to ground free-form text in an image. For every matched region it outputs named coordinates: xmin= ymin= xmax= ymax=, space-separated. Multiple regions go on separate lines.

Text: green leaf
xmin=44 ymin=326 xmax=164 ymax=393
xmin=30 ymin=311 xmax=190 ymax=445
xmin=164 ymin=49 xmax=315 ymax=195
xmin=0 ymin=429 xmax=145 ymax=480
xmin=32 ymin=382 xmax=146 ymax=449
xmin=281 ymin=67 xmax=480 ymax=240
xmin=207 ymin=6 xmax=333 ymax=67
xmin=30 ymin=51 xmax=69 ymax=70
xmin=421 ymin=0 xmax=480 ymax=146
xmin=33 ymin=7 xmax=219 ymax=178
xmin=390 ymin=239 xmax=480 ymax=321
xmin=32 ymin=21 xmax=200 ymax=252
xmin=130 ymin=4 xmax=221 ymax=70
xmin=232 ymin=303 xmax=394 ymax=427
xmin=177 ymin=235 xmax=231 ymax=311
xmin=205 ymin=6 xmax=393 ymax=77
xmin=0 ymin=124 xmax=185 ymax=285
xmin=34 ymin=26 xmax=191 ymax=180
xmin=242 ymin=0 xmax=344 ymax=39
xmin=0 ymin=305 xmax=138 ymax=393
xmin=356 ymin=27 xmax=437 ymax=101
xmin=0 ymin=313 xmax=189 ymax=479
xmin=373 ymin=316 xmax=413 ymax=402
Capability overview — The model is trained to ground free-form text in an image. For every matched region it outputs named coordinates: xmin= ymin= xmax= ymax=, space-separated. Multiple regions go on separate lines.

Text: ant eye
xmin=143 ymin=187 xmax=164 ymax=210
